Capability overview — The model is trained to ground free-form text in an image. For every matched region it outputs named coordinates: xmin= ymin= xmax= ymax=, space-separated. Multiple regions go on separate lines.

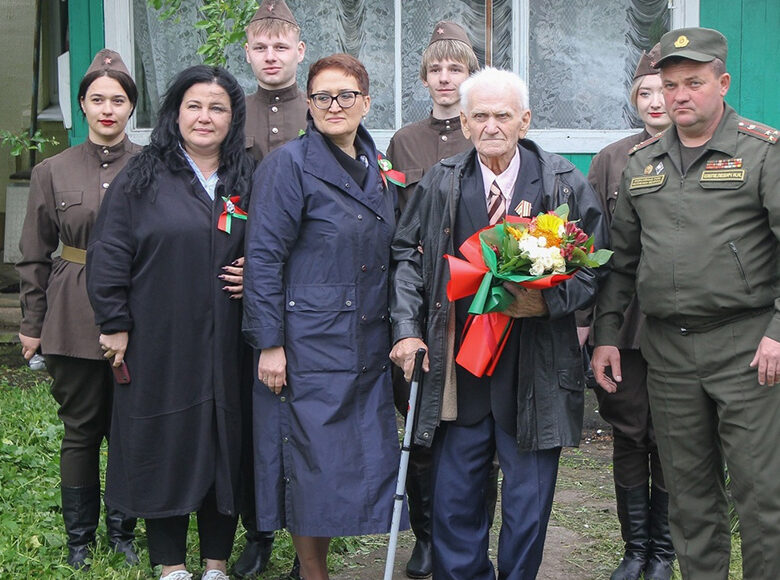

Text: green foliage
xmin=148 ymin=0 xmax=259 ymax=66
xmin=0 ymin=356 xmax=381 ymax=578
xmin=0 ymin=129 xmax=59 ymax=158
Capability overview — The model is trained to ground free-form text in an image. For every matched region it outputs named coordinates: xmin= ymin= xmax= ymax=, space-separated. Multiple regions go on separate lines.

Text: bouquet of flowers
xmin=444 ymin=204 xmax=611 ymax=377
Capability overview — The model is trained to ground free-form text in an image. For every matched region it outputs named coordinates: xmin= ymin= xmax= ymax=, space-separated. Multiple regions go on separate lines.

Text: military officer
xmin=385 ymin=21 xmax=479 ymax=579
xmin=236 ymin=0 xmax=307 ymax=576
xmin=592 ymin=27 xmax=780 ymax=580
xmin=243 ymin=0 xmax=307 ymax=162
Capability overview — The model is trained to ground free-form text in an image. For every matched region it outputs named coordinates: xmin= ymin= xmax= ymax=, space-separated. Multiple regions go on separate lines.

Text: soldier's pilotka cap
xmin=633 ymin=43 xmax=661 ymax=80
xmin=86 ymin=49 xmax=131 ymax=77
xmin=654 ymin=27 xmax=728 ymax=68
xmin=250 ymin=0 xmax=298 ymax=26
xmin=428 ymin=20 xmax=473 ymax=49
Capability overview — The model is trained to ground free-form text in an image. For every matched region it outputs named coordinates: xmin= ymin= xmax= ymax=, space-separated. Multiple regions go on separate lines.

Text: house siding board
xmin=68 ymin=1 xmax=105 ymax=145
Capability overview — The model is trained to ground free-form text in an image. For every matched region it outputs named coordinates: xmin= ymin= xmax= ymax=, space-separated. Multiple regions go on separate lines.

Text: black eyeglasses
xmin=309 ymin=91 xmax=363 ymax=110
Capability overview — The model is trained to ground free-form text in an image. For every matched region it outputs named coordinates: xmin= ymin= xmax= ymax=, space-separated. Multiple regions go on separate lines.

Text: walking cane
xmin=384 ymin=348 xmax=427 ymax=580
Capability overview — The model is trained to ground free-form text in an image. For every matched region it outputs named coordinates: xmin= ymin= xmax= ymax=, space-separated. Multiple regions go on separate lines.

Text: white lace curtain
xmin=131 ymin=0 xmax=668 ymax=131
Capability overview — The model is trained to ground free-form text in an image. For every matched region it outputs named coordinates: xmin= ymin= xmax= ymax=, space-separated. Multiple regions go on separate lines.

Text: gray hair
xmin=459 ymin=67 xmax=530 ymax=113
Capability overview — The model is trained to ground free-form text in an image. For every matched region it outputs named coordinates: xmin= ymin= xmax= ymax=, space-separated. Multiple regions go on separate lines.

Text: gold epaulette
xmin=738 ymin=119 xmax=779 ymax=144
xmin=628 ymin=130 xmax=665 ymax=155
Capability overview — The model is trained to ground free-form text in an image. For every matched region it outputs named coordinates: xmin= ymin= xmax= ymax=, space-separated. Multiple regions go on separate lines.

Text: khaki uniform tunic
xmin=587 ymin=129 xmax=649 ymax=349
xmin=17 ymin=137 xmax=140 ymax=359
xmin=244 ymin=83 xmax=308 ymax=162
xmin=595 ymin=105 xmax=780 ymax=343
xmin=386 ymin=114 xmax=470 ymax=212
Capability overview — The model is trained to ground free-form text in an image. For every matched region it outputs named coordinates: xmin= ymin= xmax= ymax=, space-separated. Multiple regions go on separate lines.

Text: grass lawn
xmin=0 ymin=354 xmax=746 ymax=579
xmin=0 ymin=362 xmax=374 ymax=579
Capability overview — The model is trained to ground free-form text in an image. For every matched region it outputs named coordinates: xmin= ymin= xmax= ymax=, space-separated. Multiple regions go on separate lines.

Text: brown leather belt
xmin=61 ymin=244 xmax=87 ymax=265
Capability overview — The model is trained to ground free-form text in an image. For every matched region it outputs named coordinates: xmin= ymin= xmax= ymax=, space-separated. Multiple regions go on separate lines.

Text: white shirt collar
xmin=180 ymin=145 xmax=220 ymax=200
xmin=477 ymin=145 xmax=521 ymax=203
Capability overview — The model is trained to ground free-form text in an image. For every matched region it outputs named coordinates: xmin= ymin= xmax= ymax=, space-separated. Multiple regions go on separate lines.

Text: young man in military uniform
xmin=387 ymin=21 xmax=478 ymax=213
xmin=592 ymin=27 xmax=780 ymax=580
xmin=236 ymin=1 xmax=307 ymax=576
xmin=385 ymin=21 xmax=478 ymax=579
xmin=243 ymin=0 xmax=307 ymax=163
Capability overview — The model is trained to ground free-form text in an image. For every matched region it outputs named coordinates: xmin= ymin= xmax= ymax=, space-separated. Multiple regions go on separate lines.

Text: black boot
xmin=105 ymin=505 xmax=139 ymax=565
xmin=61 ymin=485 xmax=100 ymax=570
xmin=610 ymin=484 xmax=650 ymax=580
xmin=644 ymin=485 xmax=675 ymax=580
xmin=405 ymin=446 xmax=433 ymax=579
xmin=233 ymin=529 xmax=275 ymax=578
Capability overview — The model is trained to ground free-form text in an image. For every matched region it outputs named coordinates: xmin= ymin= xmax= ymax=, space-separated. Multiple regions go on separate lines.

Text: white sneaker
xmin=201 ymin=570 xmax=230 ymax=580
xmin=159 ymin=571 xmax=193 ymax=580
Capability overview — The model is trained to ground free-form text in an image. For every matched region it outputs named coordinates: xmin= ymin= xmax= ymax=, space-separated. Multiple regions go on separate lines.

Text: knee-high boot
xmin=405 ymin=445 xmax=433 ymax=579
xmin=61 ymin=484 xmax=100 ymax=570
xmin=610 ymin=484 xmax=650 ymax=580
xmin=105 ymin=505 xmax=139 ymax=565
xmin=644 ymin=485 xmax=675 ymax=580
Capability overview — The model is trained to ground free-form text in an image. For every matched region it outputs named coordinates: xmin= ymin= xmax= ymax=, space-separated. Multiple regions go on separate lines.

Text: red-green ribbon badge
xmin=217 ymin=195 xmax=247 ymax=234
xmin=377 ymin=155 xmax=406 ymax=188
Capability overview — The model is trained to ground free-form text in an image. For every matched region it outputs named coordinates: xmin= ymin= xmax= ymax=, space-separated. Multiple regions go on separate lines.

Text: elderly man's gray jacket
xmin=390 ymin=140 xmax=609 ymax=450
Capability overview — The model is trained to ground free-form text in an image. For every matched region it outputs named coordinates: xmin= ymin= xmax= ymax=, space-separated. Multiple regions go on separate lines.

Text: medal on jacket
xmin=377 ymin=154 xmax=407 ymax=188
xmin=218 ymin=195 xmax=247 ymax=234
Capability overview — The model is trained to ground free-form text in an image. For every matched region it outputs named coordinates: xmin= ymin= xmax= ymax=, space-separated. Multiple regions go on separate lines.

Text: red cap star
xmin=103 ymin=56 xmax=112 ymax=65
xmin=437 ymin=27 xmax=444 ymax=35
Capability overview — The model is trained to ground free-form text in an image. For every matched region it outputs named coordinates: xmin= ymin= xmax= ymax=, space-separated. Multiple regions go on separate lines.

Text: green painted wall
xmin=67 ymin=1 xmax=105 ymax=145
xmin=700 ymin=0 xmax=780 ymax=128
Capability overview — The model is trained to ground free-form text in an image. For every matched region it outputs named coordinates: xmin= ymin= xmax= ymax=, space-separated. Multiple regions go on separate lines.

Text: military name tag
xmin=629 ymin=174 xmax=666 ymax=189
xmin=700 ymin=169 xmax=746 ymax=182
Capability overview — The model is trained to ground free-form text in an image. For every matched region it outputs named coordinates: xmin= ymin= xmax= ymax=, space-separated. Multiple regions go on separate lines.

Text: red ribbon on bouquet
xmin=444 ymin=216 xmax=574 ymax=377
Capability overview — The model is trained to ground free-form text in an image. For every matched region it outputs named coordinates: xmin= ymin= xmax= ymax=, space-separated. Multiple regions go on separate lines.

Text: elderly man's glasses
xmin=309 ymin=91 xmax=362 ymax=110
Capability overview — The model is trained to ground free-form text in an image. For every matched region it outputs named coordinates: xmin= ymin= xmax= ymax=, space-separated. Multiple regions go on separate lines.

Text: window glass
xmin=529 ymin=0 xmax=669 ymax=130
xmin=130 ymin=0 xmax=669 ymax=132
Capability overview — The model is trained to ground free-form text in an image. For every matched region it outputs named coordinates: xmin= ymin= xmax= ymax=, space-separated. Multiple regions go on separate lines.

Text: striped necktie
xmin=487 ymin=180 xmax=505 ymax=225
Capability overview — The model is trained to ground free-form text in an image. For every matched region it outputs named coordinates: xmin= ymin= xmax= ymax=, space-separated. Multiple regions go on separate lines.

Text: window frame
xmin=104 ymin=0 xmax=698 ymax=152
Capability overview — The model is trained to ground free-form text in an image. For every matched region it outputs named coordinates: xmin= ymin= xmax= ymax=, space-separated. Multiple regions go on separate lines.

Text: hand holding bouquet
xmin=444 ymin=204 xmax=611 ymax=376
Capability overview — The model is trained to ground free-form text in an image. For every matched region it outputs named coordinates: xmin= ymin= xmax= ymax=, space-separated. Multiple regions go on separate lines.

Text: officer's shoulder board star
xmin=738 ymin=118 xmax=778 ymax=144
xmin=628 ymin=130 xmax=665 ymax=155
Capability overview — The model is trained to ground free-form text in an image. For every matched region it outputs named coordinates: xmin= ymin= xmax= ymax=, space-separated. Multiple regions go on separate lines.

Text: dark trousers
xmin=45 ymin=355 xmax=113 ymax=487
xmin=642 ymin=313 xmax=780 ymax=580
xmin=594 ymin=349 xmax=664 ymax=489
xmin=146 ymin=488 xmax=238 ymax=566
xmin=431 ymin=415 xmax=560 ymax=580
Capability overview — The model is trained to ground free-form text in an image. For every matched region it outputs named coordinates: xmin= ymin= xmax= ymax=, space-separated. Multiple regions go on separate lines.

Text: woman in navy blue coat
xmin=243 ymin=54 xmax=402 ymax=580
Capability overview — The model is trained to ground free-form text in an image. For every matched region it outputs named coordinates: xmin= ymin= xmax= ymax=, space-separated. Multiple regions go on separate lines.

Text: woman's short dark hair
xmin=307 ymin=53 xmax=369 ymax=96
xmin=77 ymin=70 xmax=138 ymax=116
xmin=125 ymin=65 xmax=254 ymax=203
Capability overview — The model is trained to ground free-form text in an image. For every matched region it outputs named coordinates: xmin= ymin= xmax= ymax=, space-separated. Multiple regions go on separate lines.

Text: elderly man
xmin=386 ymin=20 xmax=479 ymax=579
xmin=390 ymin=67 xmax=608 ymax=579
xmin=592 ymin=28 xmax=780 ymax=580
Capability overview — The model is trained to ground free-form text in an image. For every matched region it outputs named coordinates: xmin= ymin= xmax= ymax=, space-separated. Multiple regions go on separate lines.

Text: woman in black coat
xmin=87 ymin=65 xmax=255 ymax=580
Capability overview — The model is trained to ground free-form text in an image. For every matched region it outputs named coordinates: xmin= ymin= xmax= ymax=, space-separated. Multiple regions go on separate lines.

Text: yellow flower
xmin=505 ymin=223 xmax=528 ymax=240
xmin=531 ymin=213 xmax=564 ymax=247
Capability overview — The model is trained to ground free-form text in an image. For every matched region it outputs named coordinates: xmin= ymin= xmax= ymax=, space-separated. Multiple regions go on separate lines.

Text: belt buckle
xmin=679 ymin=327 xmax=688 ymax=335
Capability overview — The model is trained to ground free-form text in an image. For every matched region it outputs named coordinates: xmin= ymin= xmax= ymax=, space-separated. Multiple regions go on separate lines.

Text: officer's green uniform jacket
xmin=594 ymin=104 xmax=780 ymax=344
